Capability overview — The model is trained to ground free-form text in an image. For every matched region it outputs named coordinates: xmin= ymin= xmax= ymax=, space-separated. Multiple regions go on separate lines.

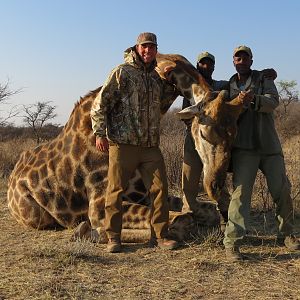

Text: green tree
xmin=0 ymin=80 xmax=21 ymax=126
xmin=22 ymin=101 xmax=57 ymax=144
xmin=277 ymin=80 xmax=299 ymax=114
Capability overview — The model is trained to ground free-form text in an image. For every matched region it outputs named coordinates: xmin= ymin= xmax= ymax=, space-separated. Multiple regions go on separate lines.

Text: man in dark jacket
xmin=223 ymin=45 xmax=300 ymax=261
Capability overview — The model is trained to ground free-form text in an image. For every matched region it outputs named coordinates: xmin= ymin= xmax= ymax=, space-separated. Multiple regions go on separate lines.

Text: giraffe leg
xmin=8 ymin=194 xmax=59 ymax=229
xmin=71 ymin=220 xmax=108 ymax=243
xmin=83 ymin=193 xmax=108 ymax=243
xmin=121 ymin=201 xmax=151 ymax=229
xmin=168 ymin=211 xmax=195 ymax=241
xmin=74 ymin=200 xmax=151 ymax=242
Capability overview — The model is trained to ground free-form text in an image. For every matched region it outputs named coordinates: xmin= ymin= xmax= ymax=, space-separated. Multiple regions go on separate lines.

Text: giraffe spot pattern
xmin=70 ymin=192 xmax=88 ymax=212
xmin=7 ymin=55 xmax=230 ymax=235
xmin=73 ymin=166 xmax=85 ymax=189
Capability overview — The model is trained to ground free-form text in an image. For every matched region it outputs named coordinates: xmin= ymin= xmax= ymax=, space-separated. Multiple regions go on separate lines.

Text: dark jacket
xmin=229 ymin=70 xmax=282 ymax=154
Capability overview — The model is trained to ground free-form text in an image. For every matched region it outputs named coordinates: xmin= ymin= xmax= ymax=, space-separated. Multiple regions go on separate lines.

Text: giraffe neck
xmin=156 ymin=53 xmax=212 ymax=103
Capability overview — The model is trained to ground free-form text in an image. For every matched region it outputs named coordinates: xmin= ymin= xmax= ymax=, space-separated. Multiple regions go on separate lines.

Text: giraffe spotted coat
xmin=7 ymin=53 xmax=244 ymax=242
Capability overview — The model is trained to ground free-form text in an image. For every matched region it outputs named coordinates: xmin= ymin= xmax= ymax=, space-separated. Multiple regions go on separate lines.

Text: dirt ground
xmin=0 ymin=182 xmax=300 ymax=300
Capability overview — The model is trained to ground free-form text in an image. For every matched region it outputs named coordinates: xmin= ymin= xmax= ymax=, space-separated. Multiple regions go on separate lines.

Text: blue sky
xmin=1 ymin=0 xmax=300 ymax=125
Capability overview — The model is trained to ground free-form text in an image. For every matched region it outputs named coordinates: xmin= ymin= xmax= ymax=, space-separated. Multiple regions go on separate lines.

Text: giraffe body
xmin=7 ymin=53 xmax=241 ymax=241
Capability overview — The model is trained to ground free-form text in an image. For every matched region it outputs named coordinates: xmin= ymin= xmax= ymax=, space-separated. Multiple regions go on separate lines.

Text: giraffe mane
xmin=83 ymin=86 xmax=102 ymax=99
xmin=65 ymin=86 xmax=102 ymax=125
xmin=69 ymin=86 xmax=101 ymax=117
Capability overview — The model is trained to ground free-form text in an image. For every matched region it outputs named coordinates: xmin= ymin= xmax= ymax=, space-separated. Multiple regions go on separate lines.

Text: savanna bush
xmin=160 ymin=109 xmax=185 ymax=195
xmin=0 ymin=138 xmax=35 ymax=178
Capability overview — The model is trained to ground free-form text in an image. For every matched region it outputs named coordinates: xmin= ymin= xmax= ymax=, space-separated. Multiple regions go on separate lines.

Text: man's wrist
xmin=96 ymin=134 xmax=107 ymax=139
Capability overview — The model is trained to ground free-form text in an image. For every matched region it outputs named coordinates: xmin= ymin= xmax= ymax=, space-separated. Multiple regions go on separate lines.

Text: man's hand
xmin=96 ymin=136 xmax=109 ymax=152
xmin=238 ymin=90 xmax=254 ymax=106
xmin=262 ymin=68 xmax=277 ymax=80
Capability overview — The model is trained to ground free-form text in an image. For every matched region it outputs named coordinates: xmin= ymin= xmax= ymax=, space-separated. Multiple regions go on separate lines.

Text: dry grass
xmin=1 ymin=177 xmax=299 ymax=300
xmin=0 ymin=138 xmax=35 ymax=178
xmin=1 ymin=112 xmax=300 ymax=299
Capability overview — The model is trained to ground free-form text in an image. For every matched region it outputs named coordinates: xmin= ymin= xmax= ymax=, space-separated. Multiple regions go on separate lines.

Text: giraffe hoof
xmin=71 ymin=221 xmax=91 ymax=241
xmin=89 ymin=229 xmax=101 ymax=243
xmin=71 ymin=221 xmax=107 ymax=243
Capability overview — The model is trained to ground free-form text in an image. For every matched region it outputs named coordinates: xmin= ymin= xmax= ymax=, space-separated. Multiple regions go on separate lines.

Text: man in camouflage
xmin=223 ymin=45 xmax=300 ymax=261
xmin=91 ymin=32 xmax=179 ymax=253
xmin=181 ymin=52 xmax=230 ymax=229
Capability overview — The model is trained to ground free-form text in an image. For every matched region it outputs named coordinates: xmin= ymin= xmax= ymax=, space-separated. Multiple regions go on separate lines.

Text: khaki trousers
xmin=223 ymin=149 xmax=295 ymax=248
xmin=105 ymin=144 xmax=169 ymax=240
xmin=181 ymin=129 xmax=203 ymax=212
xmin=181 ymin=129 xmax=230 ymax=221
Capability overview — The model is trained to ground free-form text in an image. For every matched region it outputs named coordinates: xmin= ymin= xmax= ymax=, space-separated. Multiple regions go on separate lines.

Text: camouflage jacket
xmin=91 ymin=47 xmax=178 ymax=147
xmin=229 ymin=70 xmax=282 ymax=154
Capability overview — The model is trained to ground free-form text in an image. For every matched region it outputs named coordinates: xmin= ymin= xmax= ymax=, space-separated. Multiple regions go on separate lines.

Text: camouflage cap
xmin=233 ymin=45 xmax=253 ymax=58
xmin=197 ymin=51 xmax=215 ymax=63
xmin=136 ymin=32 xmax=157 ymax=45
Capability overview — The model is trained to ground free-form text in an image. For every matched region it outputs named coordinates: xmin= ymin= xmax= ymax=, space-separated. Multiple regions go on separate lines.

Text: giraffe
xmin=7 ymin=53 xmax=242 ymax=242
xmin=177 ymin=90 xmax=244 ymax=209
xmin=156 ymin=53 xmax=244 ymax=215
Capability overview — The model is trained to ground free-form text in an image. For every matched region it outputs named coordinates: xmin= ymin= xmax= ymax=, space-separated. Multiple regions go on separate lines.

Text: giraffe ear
xmin=226 ymin=95 xmax=244 ymax=120
xmin=218 ymin=89 xmax=229 ymax=100
xmin=192 ymin=84 xmax=207 ymax=103
xmin=176 ymin=104 xmax=199 ymax=119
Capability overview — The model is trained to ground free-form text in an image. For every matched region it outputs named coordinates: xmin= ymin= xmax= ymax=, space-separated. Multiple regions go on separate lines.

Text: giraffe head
xmin=168 ymin=212 xmax=195 ymax=241
xmin=157 ymin=52 xmax=244 ymax=204
xmin=156 ymin=53 xmax=217 ymax=104
xmin=168 ymin=200 xmax=220 ymax=241
xmin=177 ymin=90 xmax=244 ymax=203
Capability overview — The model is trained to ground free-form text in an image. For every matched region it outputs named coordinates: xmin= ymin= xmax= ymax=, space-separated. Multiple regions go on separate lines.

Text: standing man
xmin=91 ymin=32 xmax=179 ymax=253
xmin=223 ymin=45 xmax=300 ymax=261
xmin=181 ymin=52 xmax=230 ymax=229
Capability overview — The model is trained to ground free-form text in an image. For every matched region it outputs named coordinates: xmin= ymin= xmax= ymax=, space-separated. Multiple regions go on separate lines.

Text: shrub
xmin=0 ymin=138 xmax=35 ymax=178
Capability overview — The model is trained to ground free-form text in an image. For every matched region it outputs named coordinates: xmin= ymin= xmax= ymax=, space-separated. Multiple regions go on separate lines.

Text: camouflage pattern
xmin=197 ymin=51 xmax=215 ymax=63
xmin=233 ymin=45 xmax=253 ymax=58
xmin=91 ymin=47 xmax=177 ymax=147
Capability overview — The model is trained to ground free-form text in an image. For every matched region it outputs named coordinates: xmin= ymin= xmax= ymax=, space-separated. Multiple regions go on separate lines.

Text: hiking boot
xmin=149 ymin=238 xmax=179 ymax=250
xmin=225 ymin=247 xmax=243 ymax=262
xmin=278 ymin=235 xmax=300 ymax=251
xmin=106 ymin=238 xmax=122 ymax=253
xmin=220 ymin=222 xmax=227 ymax=233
